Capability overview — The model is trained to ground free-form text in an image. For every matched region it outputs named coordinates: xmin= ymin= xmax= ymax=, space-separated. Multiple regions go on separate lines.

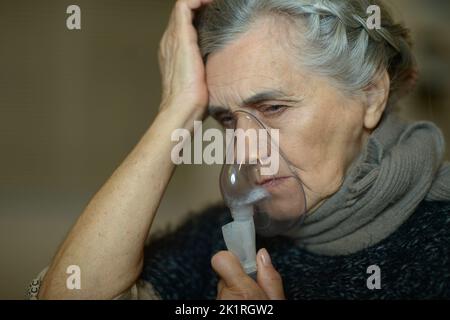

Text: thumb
xmin=211 ymin=250 xmax=253 ymax=289
xmin=256 ymin=248 xmax=285 ymax=300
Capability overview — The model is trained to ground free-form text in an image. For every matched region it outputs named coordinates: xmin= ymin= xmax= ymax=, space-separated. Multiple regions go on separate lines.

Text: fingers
xmin=212 ymin=250 xmax=286 ymax=300
xmin=217 ymin=279 xmax=225 ymax=294
xmin=158 ymin=0 xmax=211 ymax=114
xmin=174 ymin=0 xmax=213 ymax=27
xmin=177 ymin=0 xmax=214 ymax=11
xmin=256 ymin=248 xmax=285 ymax=300
xmin=163 ymin=0 xmax=212 ymax=52
xmin=211 ymin=251 xmax=251 ymax=289
xmin=212 ymin=251 xmax=266 ymax=300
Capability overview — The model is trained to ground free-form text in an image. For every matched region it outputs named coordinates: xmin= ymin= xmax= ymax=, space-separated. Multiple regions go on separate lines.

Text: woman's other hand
xmin=158 ymin=0 xmax=213 ymax=119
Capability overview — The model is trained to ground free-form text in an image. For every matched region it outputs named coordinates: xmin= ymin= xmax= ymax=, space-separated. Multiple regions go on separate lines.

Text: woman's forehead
xmin=204 ymin=20 xmax=311 ymax=111
xmin=205 ymin=21 xmax=300 ymax=84
xmin=206 ymin=69 xmax=307 ymax=112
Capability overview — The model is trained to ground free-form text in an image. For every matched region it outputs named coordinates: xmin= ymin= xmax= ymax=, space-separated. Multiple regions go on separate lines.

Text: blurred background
xmin=0 ymin=0 xmax=449 ymax=299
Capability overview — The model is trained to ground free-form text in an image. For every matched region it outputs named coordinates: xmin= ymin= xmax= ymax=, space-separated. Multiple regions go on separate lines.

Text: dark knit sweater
xmin=141 ymin=200 xmax=450 ymax=299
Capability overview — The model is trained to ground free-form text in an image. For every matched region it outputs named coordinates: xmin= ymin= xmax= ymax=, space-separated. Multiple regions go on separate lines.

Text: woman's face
xmin=206 ymin=18 xmax=371 ymax=214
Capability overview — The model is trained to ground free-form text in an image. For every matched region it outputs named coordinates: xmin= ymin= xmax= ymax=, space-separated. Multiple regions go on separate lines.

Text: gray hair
xmin=194 ymin=0 xmax=416 ymax=106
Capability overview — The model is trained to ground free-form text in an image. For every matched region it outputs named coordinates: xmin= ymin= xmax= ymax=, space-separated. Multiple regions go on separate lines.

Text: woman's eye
xmin=219 ymin=116 xmax=235 ymax=127
xmin=259 ymin=105 xmax=287 ymax=115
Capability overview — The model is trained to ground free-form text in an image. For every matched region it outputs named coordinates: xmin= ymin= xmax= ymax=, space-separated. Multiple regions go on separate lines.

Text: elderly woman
xmin=29 ymin=0 xmax=450 ymax=300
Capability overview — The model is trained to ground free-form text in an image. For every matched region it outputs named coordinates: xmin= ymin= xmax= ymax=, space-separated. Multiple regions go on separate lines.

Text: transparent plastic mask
xmin=219 ymin=110 xmax=307 ymax=237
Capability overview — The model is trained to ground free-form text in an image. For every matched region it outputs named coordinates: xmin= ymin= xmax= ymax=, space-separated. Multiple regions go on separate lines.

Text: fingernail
xmin=259 ymin=248 xmax=271 ymax=267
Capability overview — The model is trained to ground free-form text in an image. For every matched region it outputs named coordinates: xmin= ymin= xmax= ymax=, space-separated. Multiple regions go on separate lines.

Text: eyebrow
xmin=208 ymin=89 xmax=299 ymax=116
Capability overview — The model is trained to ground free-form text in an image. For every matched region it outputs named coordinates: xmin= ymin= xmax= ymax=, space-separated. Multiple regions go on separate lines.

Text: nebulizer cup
xmin=219 ymin=110 xmax=307 ymax=277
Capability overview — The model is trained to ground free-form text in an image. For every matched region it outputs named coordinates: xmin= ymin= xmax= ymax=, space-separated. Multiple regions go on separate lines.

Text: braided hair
xmin=195 ymin=0 xmax=417 ymax=106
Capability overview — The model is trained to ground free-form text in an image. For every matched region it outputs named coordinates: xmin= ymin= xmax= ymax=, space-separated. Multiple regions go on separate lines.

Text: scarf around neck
xmin=286 ymin=112 xmax=450 ymax=256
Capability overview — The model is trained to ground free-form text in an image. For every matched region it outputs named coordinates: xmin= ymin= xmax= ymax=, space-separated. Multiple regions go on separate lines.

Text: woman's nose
xmin=233 ymin=114 xmax=266 ymax=165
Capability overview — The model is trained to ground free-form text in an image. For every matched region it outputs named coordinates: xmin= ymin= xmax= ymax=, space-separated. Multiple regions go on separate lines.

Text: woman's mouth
xmin=258 ymin=176 xmax=291 ymax=190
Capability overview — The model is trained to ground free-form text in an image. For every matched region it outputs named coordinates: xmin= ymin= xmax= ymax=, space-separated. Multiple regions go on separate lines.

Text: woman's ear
xmin=363 ymin=70 xmax=390 ymax=130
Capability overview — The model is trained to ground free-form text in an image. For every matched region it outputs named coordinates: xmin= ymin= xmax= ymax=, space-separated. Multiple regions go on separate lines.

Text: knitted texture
xmin=141 ymin=200 xmax=450 ymax=299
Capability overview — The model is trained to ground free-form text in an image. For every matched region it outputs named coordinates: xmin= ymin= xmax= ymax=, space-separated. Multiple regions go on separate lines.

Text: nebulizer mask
xmin=219 ymin=110 xmax=307 ymax=277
